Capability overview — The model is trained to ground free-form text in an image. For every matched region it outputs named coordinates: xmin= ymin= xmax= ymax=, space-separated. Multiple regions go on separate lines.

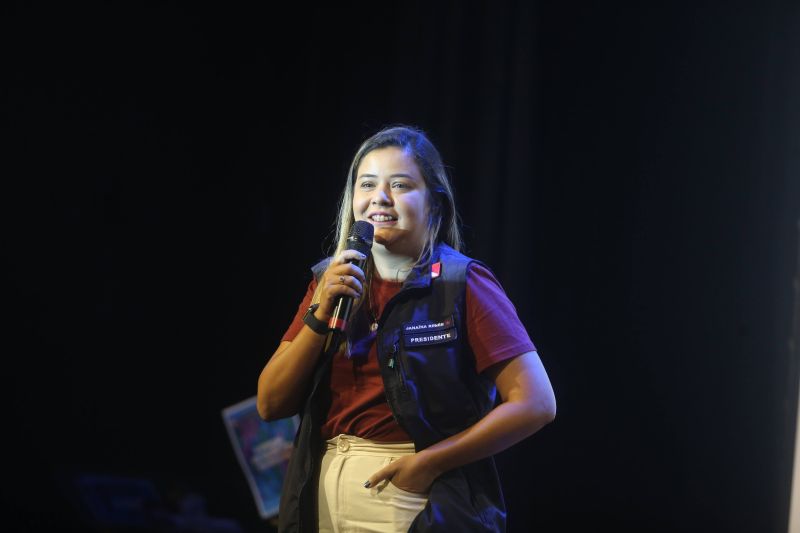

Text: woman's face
xmin=352 ymin=146 xmax=429 ymax=255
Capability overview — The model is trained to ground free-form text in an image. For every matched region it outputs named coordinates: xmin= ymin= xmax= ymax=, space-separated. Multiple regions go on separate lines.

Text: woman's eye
xmin=359 ymin=182 xmax=375 ymax=189
xmin=392 ymin=182 xmax=410 ymax=189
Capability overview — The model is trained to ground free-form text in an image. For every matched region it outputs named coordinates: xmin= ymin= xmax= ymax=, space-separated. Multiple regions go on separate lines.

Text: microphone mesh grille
xmin=347 ymin=221 xmax=374 ymax=256
xmin=349 ymin=220 xmax=374 ymax=243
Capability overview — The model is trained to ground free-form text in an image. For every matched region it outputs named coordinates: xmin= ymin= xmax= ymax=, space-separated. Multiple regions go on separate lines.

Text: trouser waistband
xmin=324 ymin=434 xmax=416 ymax=456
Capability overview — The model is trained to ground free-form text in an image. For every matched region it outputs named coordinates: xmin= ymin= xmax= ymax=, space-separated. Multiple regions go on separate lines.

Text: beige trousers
xmin=317 ymin=434 xmax=429 ymax=533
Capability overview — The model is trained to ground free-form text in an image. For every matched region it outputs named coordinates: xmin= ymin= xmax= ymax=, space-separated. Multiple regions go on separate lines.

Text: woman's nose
xmin=370 ymin=183 xmax=392 ymax=205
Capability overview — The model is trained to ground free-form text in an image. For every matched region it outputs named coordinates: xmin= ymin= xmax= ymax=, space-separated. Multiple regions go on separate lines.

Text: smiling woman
xmin=257 ymin=125 xmax=556 ymax=533
xmin=353 ymin=147 xmax=430 ymax=266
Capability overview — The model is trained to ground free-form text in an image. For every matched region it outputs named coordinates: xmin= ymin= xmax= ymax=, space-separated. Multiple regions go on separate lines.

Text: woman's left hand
xmin=365 ymin=454 xmax=438 ymax=494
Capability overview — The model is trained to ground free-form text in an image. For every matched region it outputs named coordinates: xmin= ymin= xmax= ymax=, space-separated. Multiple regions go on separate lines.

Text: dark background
xmin=4 ymin=1 xmax=800 ymax=532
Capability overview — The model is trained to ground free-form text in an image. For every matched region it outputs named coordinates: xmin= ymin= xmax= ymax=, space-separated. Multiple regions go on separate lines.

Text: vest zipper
xmin=387 ymin=340 xmax=407 ymax=392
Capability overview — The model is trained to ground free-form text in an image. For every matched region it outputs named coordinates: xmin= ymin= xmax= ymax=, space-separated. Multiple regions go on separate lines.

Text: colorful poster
xmin=221 ymin=396 xmax=299 ymax=519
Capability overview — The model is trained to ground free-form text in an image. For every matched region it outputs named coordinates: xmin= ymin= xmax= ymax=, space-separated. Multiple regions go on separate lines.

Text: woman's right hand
xmin=314 ymin=250 xmax=367 ymax=320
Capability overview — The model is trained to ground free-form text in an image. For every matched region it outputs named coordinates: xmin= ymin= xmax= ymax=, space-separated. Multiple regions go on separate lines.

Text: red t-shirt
xmin=280 ymin=263 xmax=535 ymax=442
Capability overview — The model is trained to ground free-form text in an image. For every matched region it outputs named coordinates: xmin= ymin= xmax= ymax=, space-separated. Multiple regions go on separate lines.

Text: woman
xmin=258 ymin=125 xmax=556 ymax=533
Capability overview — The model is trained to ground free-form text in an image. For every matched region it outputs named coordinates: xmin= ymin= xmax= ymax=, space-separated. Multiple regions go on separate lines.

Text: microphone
xmin=328 ymin=221 xmax=374 ymax=332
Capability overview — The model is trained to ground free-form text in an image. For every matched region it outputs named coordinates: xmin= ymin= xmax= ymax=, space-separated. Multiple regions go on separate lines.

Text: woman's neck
xmin=371 ymin=245 xmax=417 ymax=282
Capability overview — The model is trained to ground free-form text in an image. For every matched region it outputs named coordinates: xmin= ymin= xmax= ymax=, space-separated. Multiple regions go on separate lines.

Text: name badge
xmin=402 ymin=316 xmax=457 ymax=346
xmin=402 ymin=316 xmax=454 ymax=334
xmin=404 ymin=327 xmax=458 ymax=347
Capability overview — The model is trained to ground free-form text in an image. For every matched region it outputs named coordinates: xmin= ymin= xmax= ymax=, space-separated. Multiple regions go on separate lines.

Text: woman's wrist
xmin=303 ymin=304 xmax=330 ymax=335
xmin=414 ymin=448 xmax=445 ymax=479
xmin=314 ymin=304 xmax=332 ymax=322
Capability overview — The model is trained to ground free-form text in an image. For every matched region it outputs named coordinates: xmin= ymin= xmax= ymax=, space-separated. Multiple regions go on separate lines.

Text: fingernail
xmin=363 ymin=480 xmax=371 ymax=488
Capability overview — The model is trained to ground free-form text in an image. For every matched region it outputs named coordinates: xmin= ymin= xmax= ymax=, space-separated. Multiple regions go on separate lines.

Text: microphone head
xmin=347 ymin=220 xmax=374 ymax=256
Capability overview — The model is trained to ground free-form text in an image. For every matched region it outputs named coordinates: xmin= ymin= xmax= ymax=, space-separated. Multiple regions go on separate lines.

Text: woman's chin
xmin=373 ymin=228 xmax=426 ymax=259
xmin=373 ymin=227 xmax=404 ymax=247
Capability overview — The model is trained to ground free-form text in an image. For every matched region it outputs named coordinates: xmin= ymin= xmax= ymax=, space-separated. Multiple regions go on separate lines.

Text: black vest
xmin=278 ymin=244 xmax=506 ymax=532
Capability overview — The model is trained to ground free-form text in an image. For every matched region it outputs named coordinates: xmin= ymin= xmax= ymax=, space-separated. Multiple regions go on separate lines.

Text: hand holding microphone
xmin=328 ymin=221 xmax=374 ymax=332
xmin=311 ymin=221 xmax=374 ymax=336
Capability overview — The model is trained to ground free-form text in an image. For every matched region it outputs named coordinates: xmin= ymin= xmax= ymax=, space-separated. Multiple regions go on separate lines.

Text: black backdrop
xmin=5 ymin=2 xmax=800 ymax=532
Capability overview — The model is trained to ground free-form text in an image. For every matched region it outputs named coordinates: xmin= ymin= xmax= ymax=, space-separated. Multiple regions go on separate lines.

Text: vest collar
xmin=400 ymin=243 xmax=450 ymax=290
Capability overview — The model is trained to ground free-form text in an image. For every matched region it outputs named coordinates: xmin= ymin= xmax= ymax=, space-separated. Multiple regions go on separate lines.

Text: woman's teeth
xmin=371 ymin=215 xmax=396 ymax=222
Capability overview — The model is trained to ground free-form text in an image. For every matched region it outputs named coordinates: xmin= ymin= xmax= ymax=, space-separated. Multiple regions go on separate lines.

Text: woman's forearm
xmin=259 ymin=251 xmax=367 ymax=420
xmin=257 ymin=324 xmax=328 ymax=421
xmin=418 ymin=393 xmax=554 ymax=477
xmin=419 ymin=351 xmax=555 ymax=475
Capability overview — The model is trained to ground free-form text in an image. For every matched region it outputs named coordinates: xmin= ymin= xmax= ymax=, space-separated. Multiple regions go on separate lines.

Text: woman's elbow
xmin=257 ymin=392 xmax=298 ymax=422
xmin=529 ymin=393 xmax=556 ymax=428
xmin=257 ymin=396 xmax=272 ymax=421
xmin=256 ymin=386 xmax=281 ymax=422
xmin=257 ymin=396 xmax=283 ymax=422
xmin=540 ymin=400 xmax=556 ymax=425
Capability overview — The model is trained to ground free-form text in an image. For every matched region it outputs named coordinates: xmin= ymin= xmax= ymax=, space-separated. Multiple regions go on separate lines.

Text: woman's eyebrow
xmin=357 ymin=173 xmax=416 ymax=179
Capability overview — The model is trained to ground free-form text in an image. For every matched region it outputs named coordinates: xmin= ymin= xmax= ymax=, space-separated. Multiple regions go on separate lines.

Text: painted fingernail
xmin=363 ymin=480 xmax=371 ymax=488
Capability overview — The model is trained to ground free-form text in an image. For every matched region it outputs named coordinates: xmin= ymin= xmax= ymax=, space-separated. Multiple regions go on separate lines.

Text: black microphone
xmin=328 ymin=220 xmax=374 ymax=332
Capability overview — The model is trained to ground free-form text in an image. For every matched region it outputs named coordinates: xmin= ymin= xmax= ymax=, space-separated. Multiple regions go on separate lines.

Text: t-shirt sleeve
xmin=281 ymin=277 xmax=318 ymax=342
xmin=466 ymin=263 xmax=536 ymax=374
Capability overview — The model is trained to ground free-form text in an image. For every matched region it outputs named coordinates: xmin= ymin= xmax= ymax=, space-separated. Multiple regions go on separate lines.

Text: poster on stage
xmin=221 ymin=396 xmax=299 ymax=519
